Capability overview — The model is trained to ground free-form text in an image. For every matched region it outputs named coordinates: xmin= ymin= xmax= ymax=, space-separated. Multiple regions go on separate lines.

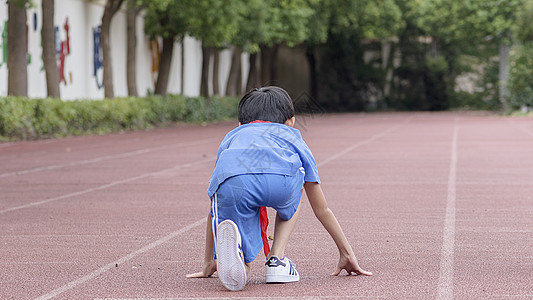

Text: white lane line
xmin=94 ymin=296 xmax=378 ymax=300
xmin=33 ymin=120 xmax=407 ymax=299
xmin=317 ymin=122 xmax=406 ymax=167
xmin=0 ymin=137 xmax=219 ymax=179
xmin=0 ymin=156 xmax=215 ymax=214
xmin=437 ymin=120 xmax=459 ymax=300
xmin=35 ymin=218 xmax=206 ymax=300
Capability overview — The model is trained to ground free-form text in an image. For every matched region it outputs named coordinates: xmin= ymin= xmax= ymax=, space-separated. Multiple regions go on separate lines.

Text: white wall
xmin=0 ymin=0 xmax=244 ymax=100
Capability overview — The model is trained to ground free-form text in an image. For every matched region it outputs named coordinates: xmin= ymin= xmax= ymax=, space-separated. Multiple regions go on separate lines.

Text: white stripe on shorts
xmin=211 ymin=193 xmax=219 ymax=257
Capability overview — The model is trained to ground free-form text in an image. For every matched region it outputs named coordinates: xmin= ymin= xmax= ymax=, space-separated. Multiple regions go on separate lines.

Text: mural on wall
xmin=1 ymin=21 xmax=6 ymax=68
xmin=149 ymin=39 xmax=160 ymax=87
xmin=33 ymin=12 xmax=37 ymax=31
xmin=57 ymin=17 xmax=71 ymax=85
xmin=92 ymin=25 xmax=103 ymax=89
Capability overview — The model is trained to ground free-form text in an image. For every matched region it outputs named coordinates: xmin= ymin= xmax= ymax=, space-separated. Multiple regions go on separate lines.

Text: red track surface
xmin=1 ymin=112 xmax=532 ymax=299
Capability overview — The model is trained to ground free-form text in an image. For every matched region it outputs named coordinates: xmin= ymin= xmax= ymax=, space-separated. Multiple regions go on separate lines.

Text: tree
xmin=236 ymin=0 xmax=270 ymax=91
xmin=257 ymin=0 xmax=314 ymax=85
xmin=42 ymin=0 xmax=60 ymax=98
xmin=302 ymin=0 xmax=331 ymax=100
xmin=187 ymin=0 xmax=242 ymax=97
xmin=227 ymin=0 xmax=263 ymax=95
xmin=101 ymin=0 xmax=124 ymax=98
xmin=417 ymin=0 xmax=524 ymax=110
xmin=7 ymin=0 xmax=29 ymax=97
xmin=315 ymin=0 xmax=403 ymax=109
xmin=508 ymin=0 xmax=533 ymax=109
xmin=225 ymin=45 xmax=243 ymax=97
xmin=126 ymin=0 xmax=146 ymax=97
xmin=144 ymin=0 xmax=189 ymax=97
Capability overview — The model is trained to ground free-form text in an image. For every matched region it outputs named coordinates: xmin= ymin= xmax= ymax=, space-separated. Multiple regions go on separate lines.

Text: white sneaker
xmin=216 ymin=220 xmax=247 ymax=291
xmin=265 ymin=256 xmax=300 ymax=283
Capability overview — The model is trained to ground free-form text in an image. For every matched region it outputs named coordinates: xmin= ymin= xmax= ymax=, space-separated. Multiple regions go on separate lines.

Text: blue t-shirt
xmin=207 ymin=122 xmax=320 ymax=197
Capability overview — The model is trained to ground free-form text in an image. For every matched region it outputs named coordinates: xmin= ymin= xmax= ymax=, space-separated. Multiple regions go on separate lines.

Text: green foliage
xmin=317 ymin=32 xmax=385 ymax=111
xmin=328 ymin=0 xmax=403 ymax=39
xmin=9 ymin=0 xmax=32 ymax=8
xmin=417 ymin=0 xmax=524 ymax=49
xmin=508 ymin=42 xmax=533 ymax=109
xmin=448 ymin=54 xmax=501 ymax=110
xmin=144 ymin=0 xmax=189 ymax=40
xmin=448 ymin=90 xmax=501 ymax=111
xmin=186 ymin=0 xmax=243 ymax=47
xmin=512 ymin=0 xmax=533 ymax=42
xmin=0 ymin=96 xmax=239 ymax=141
xmin=303 ymin=0 xmax=330 ymax=45
xmin=236 ymin=0 xmax=314 ymax=49
xmin=272 ymin=0 xmax=314 ymax=47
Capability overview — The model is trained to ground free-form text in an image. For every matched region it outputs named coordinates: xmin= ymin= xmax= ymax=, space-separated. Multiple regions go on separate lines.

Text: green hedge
xmin=0 ymin=95 xmax=239 ymax=141
xmin=509 ymin=42 xmax=533 ymax=111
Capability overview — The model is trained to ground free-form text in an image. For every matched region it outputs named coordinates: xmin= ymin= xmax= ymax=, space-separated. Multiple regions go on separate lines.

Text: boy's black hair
xmin=238 ymin=86 xmax=295 ymax=124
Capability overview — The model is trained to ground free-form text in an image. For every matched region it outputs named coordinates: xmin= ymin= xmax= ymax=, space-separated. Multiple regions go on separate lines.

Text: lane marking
xmin=93 ymin=296 xmax=379 ymax=300
xmin=94 ymin=297 xmax=379 ymax=300
xmin=31 ymin=120 xmax=407 ymax=299
xmin=35 ymin=218 xmax=206 ymax=300
xmin=0 ymin=137 xmax=219 ymax=179
xmin=0 ymin=156 xmax=216 ymax=214
xmin=317 ymin=122 xmax=406 ymax=167
xmin=437 ymin=119 xmax=459 ymax=300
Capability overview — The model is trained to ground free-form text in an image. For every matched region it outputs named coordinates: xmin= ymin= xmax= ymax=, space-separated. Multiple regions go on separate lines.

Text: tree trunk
xmin=101 ymin=0 xmax=124 ymax=98
xmin=259 ymin=44 xmax=279 ymax=85
xmin=212 ymin=48 xmax=220 ymax=96
xmin=154 ymin=36 xmax=174 ymax=97
xmin=236 ymin=55 xmax=242 ymax=95
xmin=270 ymin=45 xmax=279 ymax=83
xmin=7 ymin=1 xmax=28 ymax=97
xmin=200 ymin=44 xmax=211 ymax=97
xmin=499 ymin=42 xmax=510 ymax=111
xmin=126 ymin=0 xmax=139 ymax=96
xmin=381 ymin=39 xmax=395 ymax=99
xmin=41 ymin=0 xmax=60 ymax=98
xmin=246 ymin=52 xmax=259 ymax=91
xmin=259 ymin=45 xmax=271 ymax=85
xmin=305 ymin=45 xmax=318 ymax=102
xmin=226 ymin=46 xmax=242 ymax=97
xmin=180 ymin=41 xmax=185 ymax=95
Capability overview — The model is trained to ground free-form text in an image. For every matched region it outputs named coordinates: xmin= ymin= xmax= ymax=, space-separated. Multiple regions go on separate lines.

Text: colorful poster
xmin=93 ymin=25 xmax=103 ymax=89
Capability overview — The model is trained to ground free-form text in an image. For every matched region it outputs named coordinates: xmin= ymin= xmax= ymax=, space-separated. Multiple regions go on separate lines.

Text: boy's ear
xmin=238 ymin=122 xmax=242 ymax=126
xmin=284 ymin=117 xmax=296 ymax=127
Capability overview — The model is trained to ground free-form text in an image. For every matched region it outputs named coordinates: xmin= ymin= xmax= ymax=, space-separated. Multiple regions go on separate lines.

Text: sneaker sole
xmin=217 ymin=220 xmax=246 ymax=291
xmin=266 ymin=274 xmax=300 ymax=284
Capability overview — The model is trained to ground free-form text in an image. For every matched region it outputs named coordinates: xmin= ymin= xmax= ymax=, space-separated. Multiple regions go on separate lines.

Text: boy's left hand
xmin=332 ymin=253 xmax=372 ymax=276
xmin=186 ymin=260 xmax=217 ymax=278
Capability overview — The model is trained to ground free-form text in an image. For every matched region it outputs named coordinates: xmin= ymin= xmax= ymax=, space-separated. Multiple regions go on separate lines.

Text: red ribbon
xmin=260 ymin=206 xmax=270 ymax=256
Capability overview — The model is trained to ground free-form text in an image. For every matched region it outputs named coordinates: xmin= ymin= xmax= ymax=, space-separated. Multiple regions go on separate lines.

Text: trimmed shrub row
xmin=0 ymin=95 xmax=239 ymax=141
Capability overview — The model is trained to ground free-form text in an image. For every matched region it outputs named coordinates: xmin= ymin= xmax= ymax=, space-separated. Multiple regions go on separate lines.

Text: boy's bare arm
xmin=186 ymin=213 xmax=217 ymax=278
xmin=304 ymin=182 xmax=372 ymax=276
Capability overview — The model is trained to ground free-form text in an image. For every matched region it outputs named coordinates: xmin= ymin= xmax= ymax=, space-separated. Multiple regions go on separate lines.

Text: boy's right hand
xmin=332 ymin=253 xmax=372 ymax=276
xmin=186 ymin=259 xmax=217 ymax=278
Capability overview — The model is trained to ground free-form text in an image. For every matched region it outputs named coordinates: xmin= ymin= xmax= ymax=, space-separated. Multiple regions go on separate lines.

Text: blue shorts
xmin=211 ymin=168 xmax=305 ymax=263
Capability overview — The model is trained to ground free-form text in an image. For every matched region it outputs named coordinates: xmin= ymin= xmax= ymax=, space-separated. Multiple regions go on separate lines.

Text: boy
xmin=186 ymin=86 xmax=371 ymax=291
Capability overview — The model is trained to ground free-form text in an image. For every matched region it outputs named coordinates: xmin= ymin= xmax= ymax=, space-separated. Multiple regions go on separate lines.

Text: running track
xmin=1 ymin=112 xmax=532 ymax=299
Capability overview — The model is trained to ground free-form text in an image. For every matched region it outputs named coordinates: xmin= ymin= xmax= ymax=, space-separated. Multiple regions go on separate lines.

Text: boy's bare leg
xmin=267 ymin=199 xmax=302 ymax=259
xmin=186 ymin=213 xmax=217 ymax=278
